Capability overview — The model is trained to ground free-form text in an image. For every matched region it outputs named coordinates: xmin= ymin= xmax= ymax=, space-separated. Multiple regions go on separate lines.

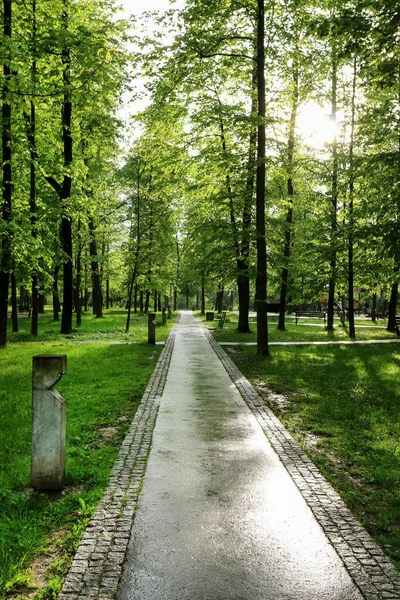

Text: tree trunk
xmin=278 ymin=57 xmax=299 ymax=331
xmin=173 ymin=287 xmax=177 ymax=311
xmin=134 ymin=284 xmax=138 ymax=314
xmin=38 ymin=294 xmax=45 ymax=313
xmin=387 ymin=265 xmax=399 ymax=332
xmin=237 ymin=260 xmax=251 ymax=331
xmin=106 ymin=279 xmax=109 ymax=309
xmin=53 ymin=265 xmax=61 ymax=321
xmin=0 ymin=0 xmax=12 ymax=348
xmin=237 ymin=61 xmax=257 ymax=334
xmin=84 ymin=261 xmax=88 ymax=312
xmin=89 ymin=217 xmax=103 ymax=318
xmin=371 ymin=293 xmax=376 ymax=322
xmin=201 ymin=277 xmax=205 ymax=315
xmin=144 ymin=291 xmax=150 ymax=313
xmin=255 ymin=0 xmax=268 ymax=355
xmin=11 ymin=271 xmax=18 ymax=332
xmin=347 ymin=58 xmax=357 ymax=339
xmin=327 ymin=49 xmax=338 ymax=332
xmin=75 ymin=220 xmax=82 ymax=327
xmin=139 ymin=290 xmax=143 ymax=312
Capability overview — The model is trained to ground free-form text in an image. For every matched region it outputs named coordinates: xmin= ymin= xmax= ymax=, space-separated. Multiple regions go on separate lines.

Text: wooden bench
xmin=395 ymin=315 xmax=400 ymax=336
xmin=216 ymin=311 xmax=227 ymax=329
xmin=295 ymin=311 xmax=326 ymax=325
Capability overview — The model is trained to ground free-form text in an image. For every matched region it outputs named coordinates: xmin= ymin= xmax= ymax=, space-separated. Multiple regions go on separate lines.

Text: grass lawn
xmin=7 ymin=308 xmax=175 ymax=343
xmin=0 ymin=308 xmax=175 ymax=598
xmin=202 ymin=312 xmax=398 ymax=343
xmin=224 ymin=341 xmax=400 ymax=570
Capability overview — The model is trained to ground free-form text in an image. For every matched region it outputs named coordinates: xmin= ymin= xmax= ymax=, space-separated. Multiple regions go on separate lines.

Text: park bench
xmin=295 ymin=311 xmax=326 ymax=325
xmin=395 ymin=316 xmax=400 ymax=336
xmin=216 ymin=311 xmax=227 ymax=328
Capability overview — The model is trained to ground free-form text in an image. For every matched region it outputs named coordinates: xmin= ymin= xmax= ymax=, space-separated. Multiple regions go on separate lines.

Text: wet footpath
xmin=116 ymin=311 xmax=361 ymax=600
xmin=59 ymin=310 xmax=400 ymax=600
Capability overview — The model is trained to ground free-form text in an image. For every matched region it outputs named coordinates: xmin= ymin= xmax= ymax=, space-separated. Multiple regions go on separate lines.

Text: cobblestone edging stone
xmin=204 ymin=328 xmax=400 ymax=600
xmin=57 ymin=322 xmax=178 ymax=600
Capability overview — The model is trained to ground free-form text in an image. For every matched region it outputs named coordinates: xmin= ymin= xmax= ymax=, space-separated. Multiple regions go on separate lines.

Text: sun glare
xmin=297 ymin=101 xmax=340 ymax=149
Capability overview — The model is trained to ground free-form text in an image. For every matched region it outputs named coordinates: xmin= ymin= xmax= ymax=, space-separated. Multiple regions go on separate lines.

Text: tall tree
xmin=0 ymin=0 xmax=12 ymax=348
xmin=255 ymin=0 xmax=268 ymax=355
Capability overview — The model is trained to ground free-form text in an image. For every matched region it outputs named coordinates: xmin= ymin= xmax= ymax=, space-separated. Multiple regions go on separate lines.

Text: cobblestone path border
xmin=204 ymin=327 xmax=400 ymax=600
xmin=58 ymin=321 xmax=178 ymax=600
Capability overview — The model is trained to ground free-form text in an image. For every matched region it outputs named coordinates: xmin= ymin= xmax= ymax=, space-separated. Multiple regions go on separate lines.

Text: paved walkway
xmin=58 ymin=311 xmax=400 ymax=600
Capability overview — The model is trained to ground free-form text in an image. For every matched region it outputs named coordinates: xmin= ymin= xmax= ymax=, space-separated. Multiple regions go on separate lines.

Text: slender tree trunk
xmin=387 ymin=264 xmax=399 ymax=332
xmin=278 ymin=58 xmax=299 ymax=331
xmin=255 ymin=0 xmax=268 ymax=355
xmin=11 ymin=271 xmax=18 ymax=332
xmin=237 ymin=62 xmax=257 ymax=334
xmin=106 ymin=279 xmax=109 ymax=309
xmin=19 ymin=286 xmax=24 ymax=312
xmin=175 ymin=237 xmax=180 ymax=311
xmin=28 ymin=2 xmax=38 ymax=337
xmin=125 ymin=176 xmax=141 ymax=331
xmin=89 ymin=217 xmax=103 ymax=318
xmin=347 ymin=58 xmax=357 ymax=339
xmin=327 ymin=49 xmax=338 ymax=331
xmin=84 ymin=260 xmax=88 ymax=311
xmin=144 ymin=291 xmax=150 ymax=313
xmin=158 ymin=293 xmax=162 ymax=312
xmin=0 ymin=0 xmax=12 ymax=348
xmin=371 ymin=293 xmax=377 ymax=322
xmin=53 ymin=265 xmax=61 ymax=321
xmin=75 ymin=219 xmax=82 ymax=327
xmin=139 ymin=290 xmax=143 ymax=312
xmin=201 ymin=276 xmax=205 ymax=315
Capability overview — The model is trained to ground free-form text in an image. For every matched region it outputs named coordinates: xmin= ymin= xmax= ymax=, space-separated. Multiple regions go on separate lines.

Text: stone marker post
xmin=162 ymin=306 xmax=167 ymax=326
xmin=31 ymin=355 xmax=67 ymax=490
xmin=167 ymin=306 xmax=172 ymax=319
xmin=148 ymin=313 xmax=156 ymax=344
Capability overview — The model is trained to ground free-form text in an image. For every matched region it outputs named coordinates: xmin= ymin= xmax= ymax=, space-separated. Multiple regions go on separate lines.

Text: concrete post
xmin=162 ymin=307 xmax=167 ymax=326
xmin=167 ymin=306 xmax=172 ymax=319
xmin=148 ymin=313 xmax=156 ymax=344
xmin=31 ymin=355 xmax=67 ymax=490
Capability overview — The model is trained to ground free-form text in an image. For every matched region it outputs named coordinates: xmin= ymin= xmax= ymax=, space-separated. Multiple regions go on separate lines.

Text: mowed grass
xmin=203 ymin=312 xmax=398 ymax=343
xmin=227 ymin=342 xmax=400 ymax=569
xmin=7 ymin=308 xmax=175 ymax=343
xmin=0 ymin=339 xmax=163 ymax=597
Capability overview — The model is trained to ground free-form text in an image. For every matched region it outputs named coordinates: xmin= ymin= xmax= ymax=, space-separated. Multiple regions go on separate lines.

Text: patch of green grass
xmin=202 ymin=312 xmax=397 ymax=343
xmin=7 ymin=308 xmax=176 ymax=343
xmin=0 ymin=340 xmax=163 ymax=596
xmin=227 ymin=343 xmax=400 ymax=568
